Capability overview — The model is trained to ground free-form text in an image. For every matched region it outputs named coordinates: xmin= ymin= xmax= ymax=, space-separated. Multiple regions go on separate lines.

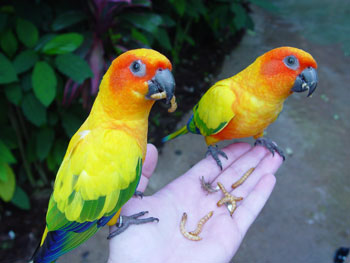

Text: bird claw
xmin=206 ymin=145 xmax=228 ymax=170
xmin=133 ymin=191 xmax=144 ymax=199
xmin=107 ymin=211 xmax=159 ymax=239
xmin=255 ymin=137 xmax=286 ymax=160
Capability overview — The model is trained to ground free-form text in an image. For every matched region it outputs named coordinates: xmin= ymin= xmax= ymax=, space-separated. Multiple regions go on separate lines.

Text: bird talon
xmin=255 ymin=138 xmax=286 ymax=160
xmin=108 ymin=211 xmax=158 ymax=239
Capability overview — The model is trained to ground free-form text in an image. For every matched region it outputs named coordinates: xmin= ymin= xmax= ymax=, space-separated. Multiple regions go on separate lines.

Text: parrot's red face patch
xmin=259 ymin=47 xmax=317 ymax=97
xmin=108 ymin=49 xmax=172 ymax=98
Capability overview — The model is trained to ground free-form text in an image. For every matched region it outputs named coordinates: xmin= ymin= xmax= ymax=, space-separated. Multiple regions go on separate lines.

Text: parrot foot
xmin=134 ymin=191 xmax=144 ymax=199
xmin=217 ymin=182 xmax=243 ymax=217
xmin=206 ymin=145 xmax=228 ymax=170
xmin=107 ymin=211 xmax=159 ymax=239
xmin=200 ymin=176 xmax=220 ymax=193
xmin=254 ymin=138 xmax=285 ymax=161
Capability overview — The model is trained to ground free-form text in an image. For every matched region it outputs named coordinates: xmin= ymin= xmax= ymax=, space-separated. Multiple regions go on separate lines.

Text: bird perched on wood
xmin=31 ymin=49 xmax=176 ymax=263
xmin=163 ymin=47 xmax=318 ymax=169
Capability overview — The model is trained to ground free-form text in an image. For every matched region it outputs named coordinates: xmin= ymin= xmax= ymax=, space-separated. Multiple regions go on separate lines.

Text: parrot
xmin=162 ymin=47 xmax=318 ymax=169
xmin=31 ymin=49 xmax=176 ymax=263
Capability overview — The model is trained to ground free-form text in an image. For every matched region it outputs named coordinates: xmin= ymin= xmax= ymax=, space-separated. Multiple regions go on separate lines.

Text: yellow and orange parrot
xmin=163 ymin=47 xmax=318 ymax=169
xmin=31 ymin=49 xmax=175 ymax=263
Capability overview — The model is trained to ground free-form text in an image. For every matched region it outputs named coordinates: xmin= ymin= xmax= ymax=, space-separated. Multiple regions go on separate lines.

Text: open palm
xmin=108 ymin=142 xmax=283 ymax=263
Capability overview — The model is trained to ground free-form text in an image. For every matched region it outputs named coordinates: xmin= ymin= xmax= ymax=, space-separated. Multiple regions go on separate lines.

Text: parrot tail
xmin=162 ymin=125 xmax=188 ymax=143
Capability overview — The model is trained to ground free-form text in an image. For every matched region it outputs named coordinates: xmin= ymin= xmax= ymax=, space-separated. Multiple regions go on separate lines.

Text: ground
xmin=3 ymin=4 xmax=350 ymax=263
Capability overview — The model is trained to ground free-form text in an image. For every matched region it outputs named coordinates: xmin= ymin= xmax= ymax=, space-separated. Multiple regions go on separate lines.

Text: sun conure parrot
xmin=31 ymin=49 xmax=176 ymax=263
xmin=163 ymin=47 xmax=318 ymax=169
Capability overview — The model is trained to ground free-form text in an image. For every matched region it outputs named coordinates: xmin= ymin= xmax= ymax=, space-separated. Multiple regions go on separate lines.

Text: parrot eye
xmin=284 ymin=55 xmax=299 ymax=70
xmin=130 ymin=60 xmax=146 ymax=77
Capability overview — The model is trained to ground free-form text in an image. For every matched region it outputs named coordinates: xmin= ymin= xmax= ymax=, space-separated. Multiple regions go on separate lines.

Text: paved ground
xmin=60 ymin=5 xmax=350 ymax=263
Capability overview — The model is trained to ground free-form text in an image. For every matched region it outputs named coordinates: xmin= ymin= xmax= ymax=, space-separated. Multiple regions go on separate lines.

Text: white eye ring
xmin=283 ymin=55 xmax=299 ymax=70
xmin=130 ymin=60 xmax=146 ymax=77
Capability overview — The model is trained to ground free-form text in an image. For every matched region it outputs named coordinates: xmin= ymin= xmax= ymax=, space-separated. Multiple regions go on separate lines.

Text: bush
xmin=0 ymin=0 xmax=274 ymax=210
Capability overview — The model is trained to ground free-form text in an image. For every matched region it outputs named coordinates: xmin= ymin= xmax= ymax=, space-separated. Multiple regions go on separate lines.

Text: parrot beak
xmin=291 ymin=67 xmax=318 ymax=97
xmin=146 ymin=69 xmax=176 ymax=104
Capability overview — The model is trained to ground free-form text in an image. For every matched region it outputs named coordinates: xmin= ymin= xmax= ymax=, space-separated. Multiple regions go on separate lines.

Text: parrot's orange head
xmin=104 ymin=48 xmax=175 ymax=109
xmin=258 ymin=47 xmax=318 ymax=98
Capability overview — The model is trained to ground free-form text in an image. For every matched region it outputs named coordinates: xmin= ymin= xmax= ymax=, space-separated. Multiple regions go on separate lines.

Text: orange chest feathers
xmin=215 ymin=90 xmax=284 ymax=140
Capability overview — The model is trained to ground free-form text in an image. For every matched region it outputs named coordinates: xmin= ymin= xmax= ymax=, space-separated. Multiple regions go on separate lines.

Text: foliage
xmin=0 ymin=0 xmax=275 ymax=210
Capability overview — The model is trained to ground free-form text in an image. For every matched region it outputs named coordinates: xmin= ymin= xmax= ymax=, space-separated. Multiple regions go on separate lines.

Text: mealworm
xmin=180 ymin=211 xmax=213 ymax=241
xmin=189 ymin=211 xmax=213 ymax=236
xmin=150 ymin=91 xmax=167 ymax=100
xmin=168 ymin=95 xmax=177 ymax=113
xmin=232 ymin=167 xmax=255 ymax=189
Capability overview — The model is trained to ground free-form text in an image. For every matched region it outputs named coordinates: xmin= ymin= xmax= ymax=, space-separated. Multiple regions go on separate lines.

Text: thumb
xmin=136 ymin=144 xmax=158 ymax=193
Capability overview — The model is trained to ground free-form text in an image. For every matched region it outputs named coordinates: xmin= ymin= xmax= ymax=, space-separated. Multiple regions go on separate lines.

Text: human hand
xmin=108 ymin=142 xmax=283 ymax=263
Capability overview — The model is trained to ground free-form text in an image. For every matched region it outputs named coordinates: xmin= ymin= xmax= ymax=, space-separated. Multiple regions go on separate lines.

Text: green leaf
xmin=32 ymin=61 xmax=57 ymax=106
xmin=11 ymin=185 xmax=30 ymax=210
xmin=55 ymin=53 xmax=93 ymax=84
xmin=52 ymin=11 xmax=87 ymax=31
xmin=0 ymin=162 xmax=7 ymax=182
xmin=21 ymin=73 xmax=32 ymax=91
xmin=53 ymin=139 xmax=66 ymax=165
xmin=0 ymin=163 xmax=15 ymax=201
xmin=161 ymin=15 xmax=176 ymax=27
xmin=0 ymin=13 xmax=8 ymax=32
xmin=21 ymin=93 xmax=46 ymax=126
xmin=170 ymin=0 xmax=186 ymax=16
xmin=0 ymin=29 xmax=18 ymax=57
xmin=36 ymin=128 xmax=55 ymax=161
xmin=131 ymin=28 xmax=150 ymax=45
xmin=62 ymin=113 xmax=82 ymax=137
xmin=5 ymin=83 xmax=22 ymax=105
xmin=154 ymin=28 xmax=172 ymax=50
xmin=34 ymin=34 xmax=56 ymax=51
xmin=42 ymin=33 xmax=84 ymax=55
xmin=231 ymin=3 xmax=247 ymax=30
xmin=0 ymin=53 xmax=18 ymax=84
xmin=123 ymin=13 xmax=163 ymax=34
xmin=16 ymin=18 xmax=39 ymax=48
xmin=13 ymin=50 xmax=38 ymax=74
xmin=0 ymin=139 xmax=16 ymax=164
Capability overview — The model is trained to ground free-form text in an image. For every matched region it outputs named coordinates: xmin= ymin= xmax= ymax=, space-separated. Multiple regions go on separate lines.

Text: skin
xmin=108 ymin=142 xmax=283 ymax=263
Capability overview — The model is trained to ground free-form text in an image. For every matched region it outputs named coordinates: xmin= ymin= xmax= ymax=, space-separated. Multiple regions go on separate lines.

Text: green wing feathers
xmin=193 ymin=79 xmax=236 ymax=136
xmin=32 ymin=128 xmax=143 ymax=263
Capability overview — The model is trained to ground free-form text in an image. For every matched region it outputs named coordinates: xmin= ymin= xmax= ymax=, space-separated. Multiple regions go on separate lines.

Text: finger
xmin=185 ymin=142 xmax=252 ymax=182
xmin=233 ymin=173 xmax=276 ymax=235
xmin=232 ymin=151 xmax=283 ymax=197
xmin=136 ymin=144 xmax=158 ymax=192
xmin=210 ymin=145 xmax=270 ymax=192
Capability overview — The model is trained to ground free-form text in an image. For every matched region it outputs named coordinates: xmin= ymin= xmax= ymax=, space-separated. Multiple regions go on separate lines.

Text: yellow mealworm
xmin=150 ymin=91 xmax=167 ymax=100
xmin=180 ymin=211 xmax=213 ymax=241
xmin=232 ymin=167 xmax=255 ymax=189
xmin=189 ymin=211 xmax=213 ymax=236
xmin=168 ymin=95 xmax=177 ymax=113
xmin=180 ymin=213 xmax=201 ymax=241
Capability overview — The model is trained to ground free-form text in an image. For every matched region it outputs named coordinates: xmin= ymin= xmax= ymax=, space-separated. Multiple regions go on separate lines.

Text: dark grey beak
xmin=146 ymin=69 xmax=175 ymax=103
xmin=291 ymin=67 xmax=318 ymax=97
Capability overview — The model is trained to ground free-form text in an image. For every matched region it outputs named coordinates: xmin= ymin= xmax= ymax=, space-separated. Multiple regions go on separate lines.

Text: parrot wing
xmin=34 ymin=127 xmax=143 ymax=262
xmin=192 ymin=79 xmax=236 ymax=136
